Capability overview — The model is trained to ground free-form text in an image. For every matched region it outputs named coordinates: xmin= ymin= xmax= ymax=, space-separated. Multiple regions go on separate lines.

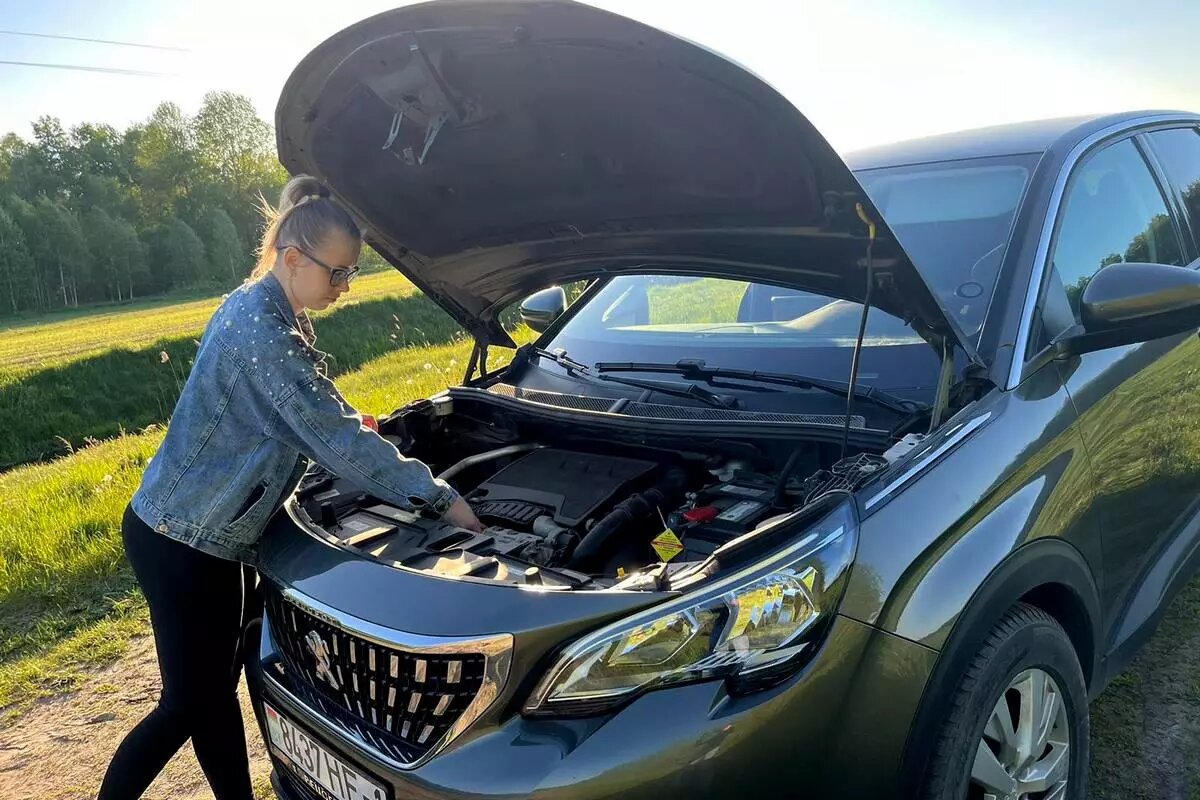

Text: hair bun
xmin=280 ymin=174 xmax=332 ymax=212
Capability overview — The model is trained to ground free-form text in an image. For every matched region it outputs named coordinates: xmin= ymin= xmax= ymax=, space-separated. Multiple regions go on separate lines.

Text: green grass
xmin=0 ymin=271 xmax=469 ymax=469
xmin=1089 ymin=572 xmax=1200 ymax=798
xmin=0 ymin=270 xmax=412 ymax=372
xmin=0 ymin=596 xmax=148 ymax=722
xmin=646 ymin=277 xmax=746 ymax=325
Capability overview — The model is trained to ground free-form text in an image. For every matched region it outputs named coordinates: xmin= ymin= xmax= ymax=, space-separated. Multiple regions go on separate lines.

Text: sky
xmin=1 ymin=0 xmax=1199 ymax=154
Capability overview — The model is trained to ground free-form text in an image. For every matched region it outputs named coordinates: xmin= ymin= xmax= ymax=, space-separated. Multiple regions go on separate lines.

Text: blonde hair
xmin=252 ymin=174 xmax=361 ymax=279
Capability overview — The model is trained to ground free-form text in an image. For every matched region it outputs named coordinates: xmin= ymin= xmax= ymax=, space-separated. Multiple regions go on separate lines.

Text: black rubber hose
xmin=569 ymin=468 xmax=687 ymax=571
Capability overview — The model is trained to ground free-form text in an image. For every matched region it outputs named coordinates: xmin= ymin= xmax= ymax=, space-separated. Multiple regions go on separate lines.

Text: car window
xmin=1044 ymin=138 xmax=1184 ymax=337
xmin=571 ymin=275 xmax=921 ymax=343
xmin=545 ymin=274 xmax=940 ymax=395
xmin=1144 ymin=126 xmax=1200 ymax=250
xmin=856 ymin=155 xmax=1035 ymax=340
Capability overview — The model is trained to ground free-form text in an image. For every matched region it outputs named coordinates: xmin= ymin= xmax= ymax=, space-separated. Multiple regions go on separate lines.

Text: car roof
xmin=845 ymin=110 xmax=1199 ymax=170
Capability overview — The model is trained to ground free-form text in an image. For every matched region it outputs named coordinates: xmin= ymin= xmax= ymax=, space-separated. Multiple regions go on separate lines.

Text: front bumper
xmin=248 ymin=607 xmax=939 ymax=799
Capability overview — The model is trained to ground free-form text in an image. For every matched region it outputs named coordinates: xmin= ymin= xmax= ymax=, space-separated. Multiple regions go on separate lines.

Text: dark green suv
xmin=247 ymin=2 xmax=1200 ymax=798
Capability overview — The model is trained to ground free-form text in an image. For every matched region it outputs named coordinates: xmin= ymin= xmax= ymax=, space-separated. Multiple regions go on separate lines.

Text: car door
xmin=1027 ymin=133 xmax=1200 ymax=663
xmin=1142 ymin=125 xmax=1200 ymax=255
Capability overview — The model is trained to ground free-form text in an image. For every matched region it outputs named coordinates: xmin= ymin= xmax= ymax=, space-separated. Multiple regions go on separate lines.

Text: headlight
xmin=524 ymin=501 xmax=857 ymax=715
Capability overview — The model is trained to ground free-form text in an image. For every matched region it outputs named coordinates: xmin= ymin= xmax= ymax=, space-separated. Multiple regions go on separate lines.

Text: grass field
xmin=0 ymin=270 xmax=410 ymax=372
xmin=0 ymin=271 xmax=470 ymax=469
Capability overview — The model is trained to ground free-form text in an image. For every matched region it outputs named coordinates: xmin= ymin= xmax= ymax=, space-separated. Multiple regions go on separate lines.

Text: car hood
xmin=276 ymin=0 xmax=979 ymax=361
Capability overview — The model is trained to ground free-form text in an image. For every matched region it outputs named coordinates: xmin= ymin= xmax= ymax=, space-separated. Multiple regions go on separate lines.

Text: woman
xmin=99 ymin=175 xmax=482 ymax=800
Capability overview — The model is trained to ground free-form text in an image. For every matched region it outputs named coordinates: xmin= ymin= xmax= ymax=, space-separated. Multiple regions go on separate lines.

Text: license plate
xmin=265 ymin=703 xmax=388 ymax=800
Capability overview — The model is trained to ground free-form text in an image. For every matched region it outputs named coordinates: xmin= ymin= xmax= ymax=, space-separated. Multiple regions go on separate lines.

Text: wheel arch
xmin=899 ymin=537 xmax=1101 ymax=795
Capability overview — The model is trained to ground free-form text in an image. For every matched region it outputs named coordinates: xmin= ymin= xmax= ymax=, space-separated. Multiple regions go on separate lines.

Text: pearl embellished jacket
xmin=130 ymin=271 xmax=457 ymax=561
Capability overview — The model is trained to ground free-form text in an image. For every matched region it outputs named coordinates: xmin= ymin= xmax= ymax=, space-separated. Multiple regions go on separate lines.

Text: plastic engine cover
xmin=468 ymin=448 xmax=659 ymax=527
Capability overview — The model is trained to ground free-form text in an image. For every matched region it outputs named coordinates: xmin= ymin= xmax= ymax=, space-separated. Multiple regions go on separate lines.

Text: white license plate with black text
xmin=265 ymin=703 xmax=387 ymax=800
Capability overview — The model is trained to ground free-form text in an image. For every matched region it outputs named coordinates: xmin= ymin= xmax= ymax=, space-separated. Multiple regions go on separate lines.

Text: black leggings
xmin=98 ymin=505 xmax=260 ymax=800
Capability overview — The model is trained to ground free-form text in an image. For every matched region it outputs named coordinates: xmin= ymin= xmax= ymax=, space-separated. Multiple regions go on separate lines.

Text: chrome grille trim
xmin=265 ymin=587 xmax=513 ymax=770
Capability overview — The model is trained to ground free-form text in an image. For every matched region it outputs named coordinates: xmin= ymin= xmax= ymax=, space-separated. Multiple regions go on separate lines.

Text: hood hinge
xmin=464 ymin=338 xmax=491 ymax=384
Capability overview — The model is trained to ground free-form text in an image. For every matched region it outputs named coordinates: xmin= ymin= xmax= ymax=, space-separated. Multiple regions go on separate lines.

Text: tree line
xmin=0 ymin=92 xmax=309 ymax=316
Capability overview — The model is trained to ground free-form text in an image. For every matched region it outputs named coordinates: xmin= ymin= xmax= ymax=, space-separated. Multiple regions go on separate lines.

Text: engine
xmin=292 ymin=441 xmax=888 ymax=590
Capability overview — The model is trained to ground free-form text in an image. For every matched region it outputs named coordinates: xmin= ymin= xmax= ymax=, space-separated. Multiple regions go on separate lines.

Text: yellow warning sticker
xmin=651 ymin=529 xmax=685 ymax=562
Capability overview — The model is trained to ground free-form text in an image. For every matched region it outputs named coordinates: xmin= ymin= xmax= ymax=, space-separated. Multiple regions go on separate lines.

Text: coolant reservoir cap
xmin=682 ymin=505 xmax=720 ymax=523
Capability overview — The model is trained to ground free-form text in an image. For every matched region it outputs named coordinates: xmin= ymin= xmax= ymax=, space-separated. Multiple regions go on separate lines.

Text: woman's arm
xmin=233 ymin=325 xmax=479 ymax=527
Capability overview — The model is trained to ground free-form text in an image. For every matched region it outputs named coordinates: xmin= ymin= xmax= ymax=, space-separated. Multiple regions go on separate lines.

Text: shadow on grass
xmin=0 ymin=570 xmax=140 ymax=664
xmin=1089 ymin=571 xmax=1200 ymax=799
xmin=0 ymin=292 xmax=464 ymax=469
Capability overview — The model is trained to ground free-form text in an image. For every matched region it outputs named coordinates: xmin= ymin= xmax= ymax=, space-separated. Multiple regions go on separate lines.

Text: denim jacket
xmin=131 ymin=272 xmax=458 ymax=562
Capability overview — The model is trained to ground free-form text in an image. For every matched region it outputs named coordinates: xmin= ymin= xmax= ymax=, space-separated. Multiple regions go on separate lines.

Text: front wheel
xmin=921 ymin=603 xmax=1090 ymax=800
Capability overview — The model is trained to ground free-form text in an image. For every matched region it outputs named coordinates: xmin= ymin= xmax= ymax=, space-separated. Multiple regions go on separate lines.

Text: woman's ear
xmin=281 ymin=246 xmax=302 ymax=272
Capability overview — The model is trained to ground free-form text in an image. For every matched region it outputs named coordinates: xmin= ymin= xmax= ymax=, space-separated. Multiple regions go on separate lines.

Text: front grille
xmin=265 ymin=591 xmax=487 ymax=764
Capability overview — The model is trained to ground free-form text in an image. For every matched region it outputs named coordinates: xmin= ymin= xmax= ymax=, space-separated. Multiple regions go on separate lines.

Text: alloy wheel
xmin=968 ymin=668 xmax=1070 ymax=800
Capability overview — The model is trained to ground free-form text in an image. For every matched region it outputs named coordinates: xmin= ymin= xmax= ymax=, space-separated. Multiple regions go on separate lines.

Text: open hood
xmin=276 ymin=0 xmax=979 ymax=362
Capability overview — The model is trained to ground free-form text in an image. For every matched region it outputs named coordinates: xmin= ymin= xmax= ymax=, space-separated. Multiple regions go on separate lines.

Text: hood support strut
xmin=840 ymin=204 xmax=878 ymax=459
xmin=929 ymin=336 xmax=955 ymax=431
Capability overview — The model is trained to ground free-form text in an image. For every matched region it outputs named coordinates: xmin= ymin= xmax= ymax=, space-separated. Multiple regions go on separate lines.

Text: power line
xmin=0 ymin=29 xmax=188 ymax=52
xmin=0 ymin=59 xmax=174 ymax=77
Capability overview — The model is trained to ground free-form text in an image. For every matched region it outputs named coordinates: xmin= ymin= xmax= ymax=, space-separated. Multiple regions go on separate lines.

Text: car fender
xmin=898 ymin=537 xmax=1102 ymax=794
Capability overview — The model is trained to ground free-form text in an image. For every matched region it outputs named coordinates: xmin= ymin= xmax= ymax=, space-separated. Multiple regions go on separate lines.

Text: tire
xmin=921 ymin=603 xmax=1090 ymax=800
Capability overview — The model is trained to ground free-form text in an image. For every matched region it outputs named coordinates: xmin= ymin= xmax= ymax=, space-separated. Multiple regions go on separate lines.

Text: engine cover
xmin=468 ymin=448 xmax=659 ymax=527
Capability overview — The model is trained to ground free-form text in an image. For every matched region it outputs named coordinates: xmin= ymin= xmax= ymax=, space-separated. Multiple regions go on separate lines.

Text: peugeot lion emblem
xmin=304 ymin=630 xmax=340 ymax=690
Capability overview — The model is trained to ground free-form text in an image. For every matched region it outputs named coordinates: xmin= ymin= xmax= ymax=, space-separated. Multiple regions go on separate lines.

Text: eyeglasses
xmin=278 ymin=245 xmax=360 ymax=287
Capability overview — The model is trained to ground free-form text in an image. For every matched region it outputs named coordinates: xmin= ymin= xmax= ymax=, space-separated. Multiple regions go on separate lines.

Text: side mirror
xmin=519 ymin=286 xmax=567 ymax=332
xmin=1056 ymin=262 xmax=1200 ymax=356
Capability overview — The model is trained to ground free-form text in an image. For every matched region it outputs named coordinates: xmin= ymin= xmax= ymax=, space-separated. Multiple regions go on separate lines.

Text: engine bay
xmin=290 ymin=394 xmax=901 ymax=591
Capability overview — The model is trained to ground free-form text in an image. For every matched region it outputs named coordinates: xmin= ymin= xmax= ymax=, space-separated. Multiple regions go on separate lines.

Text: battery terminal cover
xmin=682 ymin=506 xmax=719 ymax=523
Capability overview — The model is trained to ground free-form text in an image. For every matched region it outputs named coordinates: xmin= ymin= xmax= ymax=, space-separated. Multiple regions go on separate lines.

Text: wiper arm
xmin=528 ymin=348 xmax=738 ymax=410
xmin=593 ymin=358 xmax=923 ymax=415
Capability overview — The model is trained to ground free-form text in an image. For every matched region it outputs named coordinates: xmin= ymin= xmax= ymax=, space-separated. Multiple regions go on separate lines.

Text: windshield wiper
xmin=592 ymin=358 xmax=924 ymax=415
xmin=527 ymin=348 xmax=739 ymax=410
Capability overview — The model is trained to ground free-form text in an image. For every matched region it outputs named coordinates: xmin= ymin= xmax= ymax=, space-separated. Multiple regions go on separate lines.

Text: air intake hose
xmin=568 ymin=468 xmax=688 ymax=571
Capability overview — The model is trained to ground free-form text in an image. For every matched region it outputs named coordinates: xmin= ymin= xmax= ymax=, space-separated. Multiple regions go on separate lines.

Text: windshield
xmin=543 ymin=275 xmax=941 ymax=397
xmin=856 ymin=153 xmax=1037 ymax=338
xmin=540 ymin=154 xmax=1034 ymax=399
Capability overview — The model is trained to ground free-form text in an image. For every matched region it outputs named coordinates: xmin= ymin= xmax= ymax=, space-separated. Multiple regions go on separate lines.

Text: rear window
xmin=856 ymin=154 xmax=1037 ymax=338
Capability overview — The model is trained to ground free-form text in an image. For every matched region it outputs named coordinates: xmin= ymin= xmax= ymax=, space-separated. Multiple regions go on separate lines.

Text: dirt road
xmin=0 ymin=635 xmax=273 ymax=799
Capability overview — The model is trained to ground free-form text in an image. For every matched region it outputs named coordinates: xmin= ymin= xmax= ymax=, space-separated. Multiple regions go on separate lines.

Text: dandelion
xmin=449 ymin=359 xmax=457 ymax=366
xmin=423 ymin=363 xmax=432 ymax=370
xmin=159 ymin=351 xmax=170 ymax=363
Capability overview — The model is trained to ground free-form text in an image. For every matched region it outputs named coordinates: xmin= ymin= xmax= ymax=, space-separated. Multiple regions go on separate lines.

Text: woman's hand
xmin=442 ymin=497 xmax=485 ymax=532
